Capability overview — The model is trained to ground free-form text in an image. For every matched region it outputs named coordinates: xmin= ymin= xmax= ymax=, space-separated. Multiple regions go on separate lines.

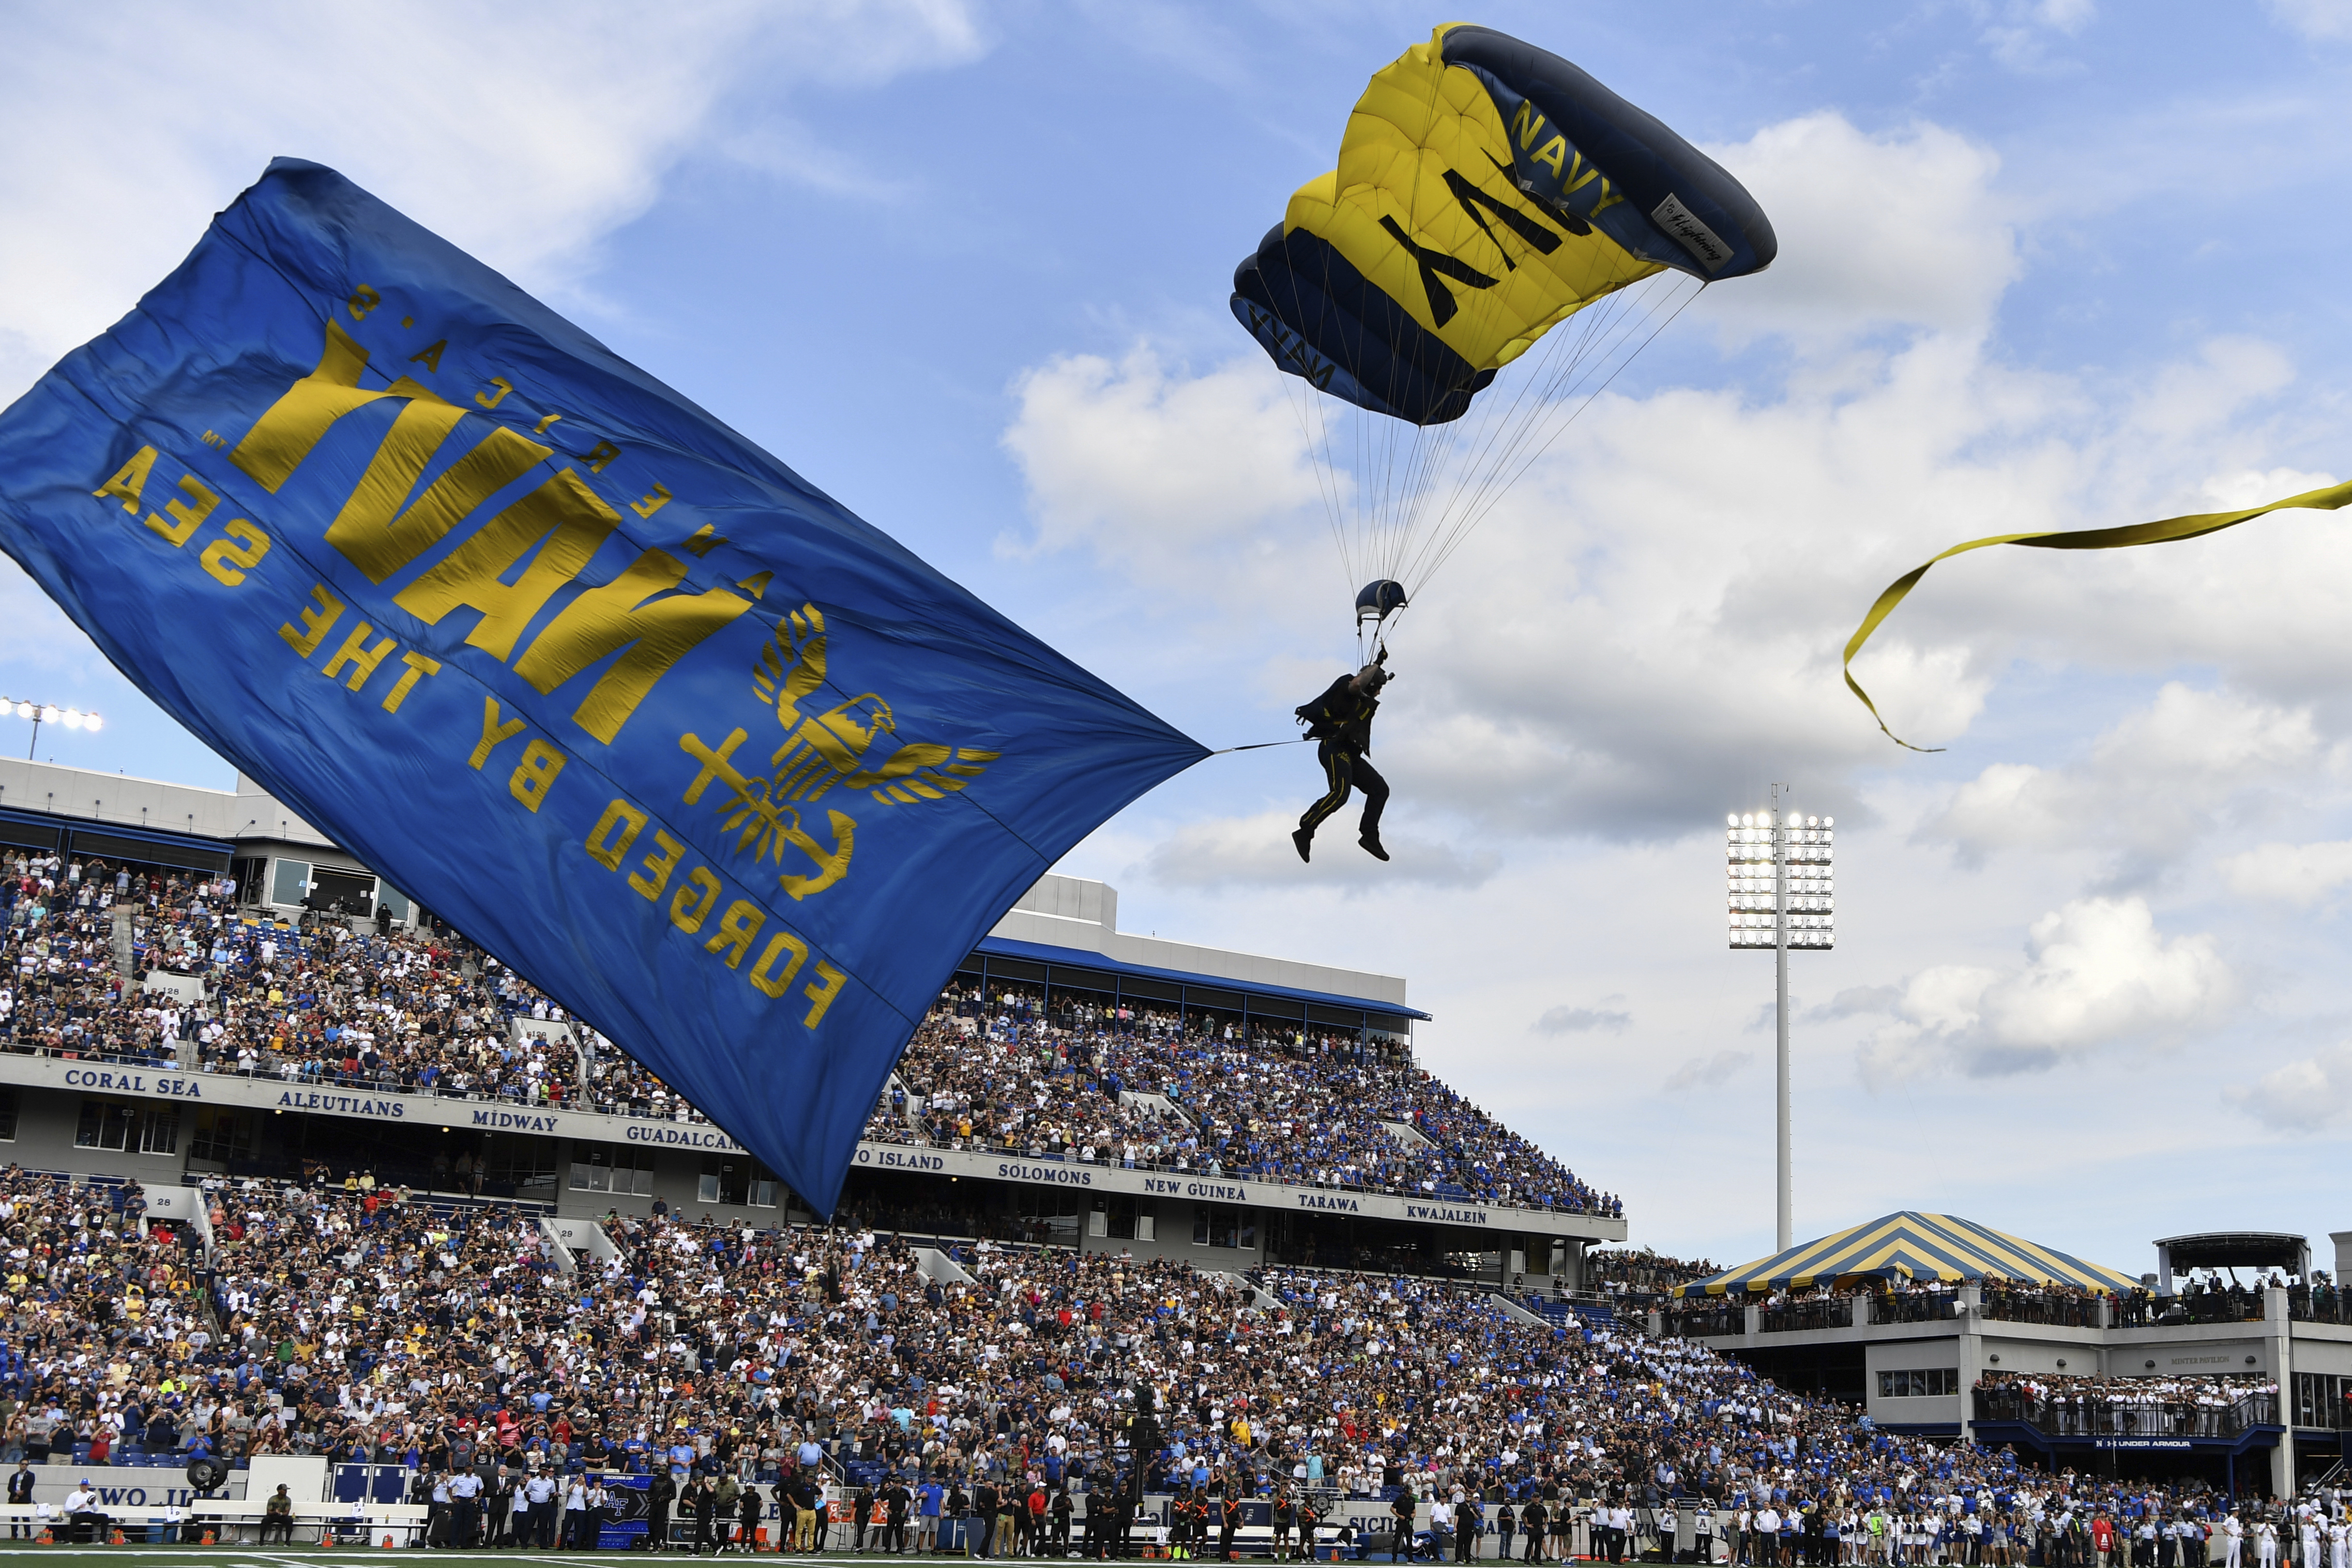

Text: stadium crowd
xmin=1585 ymin=1251 xmax=1721 ymax=1301
xmin=885 ymin=997 xmax=1620 ymax=1216
xmin=0 ymin=856 xmax=1615 ymax=1219
xmin=0 ymin=1158 xmax=2328 ymax=1568
xmin=0 ymin=853 xmax=2340 ymax=1559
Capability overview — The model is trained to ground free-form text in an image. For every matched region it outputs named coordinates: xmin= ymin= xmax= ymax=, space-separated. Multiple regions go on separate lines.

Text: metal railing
xmin=1761 ymin=1298 xmax=1852 ymax=1333
xmin=1973 ymin=1389 xmax=2278 ymax=1439
xmin=1979 ymin=1289 xmax=2100 ymax=1327
xmin=2289 ymin=1287 xmax=2352 ymax=1325
xmin=1662 ymin=1305 xmax=1744 ymax=1338
xmin=1875 ymin=1293 xmax=1959 ymax=1324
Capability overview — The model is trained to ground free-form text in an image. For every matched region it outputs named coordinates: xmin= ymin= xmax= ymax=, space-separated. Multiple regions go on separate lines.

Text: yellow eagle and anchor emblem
xmin=678 ymin=603 xmax=999 ymax=900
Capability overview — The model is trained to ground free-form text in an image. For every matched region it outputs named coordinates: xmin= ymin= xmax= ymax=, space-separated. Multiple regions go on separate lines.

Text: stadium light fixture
xmin=0 ymin=696 xmax=101 ymax=759
xmin=1725 ymin=783 xmax=1833 ymax=1252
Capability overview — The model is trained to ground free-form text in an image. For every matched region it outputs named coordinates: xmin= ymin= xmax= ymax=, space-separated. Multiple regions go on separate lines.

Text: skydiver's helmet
xmin=1355 ymin=579 xmax=1408 ymax=628
xmin=1357 ymin=663 xmax=1390 ymax=694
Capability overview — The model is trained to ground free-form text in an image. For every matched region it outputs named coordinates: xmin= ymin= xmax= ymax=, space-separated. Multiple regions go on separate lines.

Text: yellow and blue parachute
xmin=1234 ymin=24 xmax=1776 ymax=638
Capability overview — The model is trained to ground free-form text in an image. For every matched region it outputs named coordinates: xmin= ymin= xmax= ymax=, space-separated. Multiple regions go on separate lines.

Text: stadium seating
xmin=0 ymin=857 xmax=1618 ymax=1218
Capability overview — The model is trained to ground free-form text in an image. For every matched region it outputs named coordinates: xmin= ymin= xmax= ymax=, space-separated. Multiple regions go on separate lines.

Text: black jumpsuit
xmin=1296 ymin=674 xmax=1389 ymax=839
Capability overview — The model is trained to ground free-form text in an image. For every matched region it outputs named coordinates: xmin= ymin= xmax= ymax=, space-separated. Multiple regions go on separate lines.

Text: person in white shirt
xmin=2225 ymin=1514 xmax=2245 ymax=1568
xmin=448 ymin=1469 xmax=483 ymax=1551
xmin=524 ymin=1471 xmax=558 ymax=1551
xmin=62 ymin=1482 xmax=108 ymax=1546
xmin=2256 ymin=1519 xmax=2278 ymax=1568
xmin=563 ymin=1477 xmax=589 ymax=1552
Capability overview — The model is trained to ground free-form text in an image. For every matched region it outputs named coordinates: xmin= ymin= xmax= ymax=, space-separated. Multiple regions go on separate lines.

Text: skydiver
xmin=1291 ymin=655 xmax=1391 ymax=863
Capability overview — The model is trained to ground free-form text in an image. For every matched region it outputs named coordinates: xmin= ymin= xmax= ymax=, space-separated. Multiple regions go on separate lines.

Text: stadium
xmin=2 ymin=8 xmax=2351 ymax=1566
xmin=0 ymin=754 xmax=2342 ymax=1558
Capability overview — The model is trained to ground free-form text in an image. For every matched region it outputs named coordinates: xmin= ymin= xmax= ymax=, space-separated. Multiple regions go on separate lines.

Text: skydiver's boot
xmin=1359 ymin=829 xmax=1389 ymax=861
xmin=1292 ymin=827 xmax=1314 ymax=863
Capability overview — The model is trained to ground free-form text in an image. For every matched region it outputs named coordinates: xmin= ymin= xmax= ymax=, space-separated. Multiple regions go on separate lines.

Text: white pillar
xmin=2269 ymin=1285 xmax=2295 ymax=1498
xmin=1957 ymin=1284 xmax=1983 ymax=1445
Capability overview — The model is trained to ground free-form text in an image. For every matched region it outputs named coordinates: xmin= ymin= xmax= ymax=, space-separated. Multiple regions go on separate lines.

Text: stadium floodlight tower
xmin=0 ymin=696 xmax=100 ymax=760
xmin=1725 ymin=783 xmax=1834 ymax=1252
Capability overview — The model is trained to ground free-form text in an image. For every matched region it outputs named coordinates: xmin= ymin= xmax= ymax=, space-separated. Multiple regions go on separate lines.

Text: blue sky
xmin=6 ymin=0 xmax=2352 ymax=1275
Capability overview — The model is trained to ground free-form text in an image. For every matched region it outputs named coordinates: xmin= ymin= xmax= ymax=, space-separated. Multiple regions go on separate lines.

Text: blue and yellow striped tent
xmin=1672 ymin=1211 xmax=2140 ymax=1297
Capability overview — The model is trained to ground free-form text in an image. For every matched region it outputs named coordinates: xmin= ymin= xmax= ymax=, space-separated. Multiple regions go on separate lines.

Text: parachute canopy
xmin=1230 ymin=26 xmax=1774 ymax=654
xmin=1233 ymin=23 xmax=1776 ymax=428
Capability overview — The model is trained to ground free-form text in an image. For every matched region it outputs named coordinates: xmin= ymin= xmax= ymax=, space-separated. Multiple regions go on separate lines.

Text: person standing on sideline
xmin=6 ymin=1460 xmax=32 ymax=1540
xmin=450 ymin=1465 xmax=485 ymax=1550
xmin=1392 ymin=1492 xmax=1419 ymax=1564
xmin=918 ymin=1477 xmax=944 ymax=1556
xmin=739 ymin=1484 xmax=765 ymax=1556
xmin=645 ymin=1468 xmax=676 ymax=1554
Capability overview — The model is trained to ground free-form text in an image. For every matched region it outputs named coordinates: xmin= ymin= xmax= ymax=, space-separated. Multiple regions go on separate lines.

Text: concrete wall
xmin=0 ymin=759 xmax=333 ymax=849
xmin=550 ymin=1141 xmax=803 ymax=1230
xmin=1077 ymin=1196 xmax=1263 ymax=1269
xmin=1862 ymin=1337 xmax=1962 ymax=1427
xmin=988 ymin=874 xmax=1410 ymax=1011
xmin=5 ymin=1086 xmax=188 ymax=1187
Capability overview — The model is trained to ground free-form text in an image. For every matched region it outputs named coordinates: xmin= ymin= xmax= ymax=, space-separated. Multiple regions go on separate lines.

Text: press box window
xmin=269 ymin=859 xmax=311 ymax=907
xmin=1090 ymin=1196 xmax=1155 ymax=1242
xmin=1192 ymin=1205 xmax=1256 ymax=1251
xmin=188 ymin=1106 xmax=256 ymax=1165
xmin=697 ymin=1154 xmax=778 ymax=1208
xmin=1877 ymin=1368 xmax=1958 ymax=1398
xmin=75 ymin=1097 xmax=176 ymax=1155
xmin=570 ymin=1144 xmax=656 ymax=1197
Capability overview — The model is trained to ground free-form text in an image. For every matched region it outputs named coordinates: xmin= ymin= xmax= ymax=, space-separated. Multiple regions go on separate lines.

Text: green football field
xmin=0 ymin=1555 xmax=911 ymax=1566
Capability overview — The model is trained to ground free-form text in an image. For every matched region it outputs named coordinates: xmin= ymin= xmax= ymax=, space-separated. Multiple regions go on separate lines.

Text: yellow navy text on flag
xmin=0 ymin=160 xmax=1206 ymax=1213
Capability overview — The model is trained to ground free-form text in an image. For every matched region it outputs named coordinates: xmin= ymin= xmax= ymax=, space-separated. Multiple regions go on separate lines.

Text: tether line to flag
xmin=1845 ymin=478 xmax=2352 ymax=751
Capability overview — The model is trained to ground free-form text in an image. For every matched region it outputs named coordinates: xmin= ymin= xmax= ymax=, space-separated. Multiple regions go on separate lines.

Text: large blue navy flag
xmin=0 ymin=160 xmax=1206 ymax=1211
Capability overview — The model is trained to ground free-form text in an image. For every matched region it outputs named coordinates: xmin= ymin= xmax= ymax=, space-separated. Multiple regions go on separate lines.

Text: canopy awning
xmin=1674 ymin=1211 xmax=2139 ymax=1298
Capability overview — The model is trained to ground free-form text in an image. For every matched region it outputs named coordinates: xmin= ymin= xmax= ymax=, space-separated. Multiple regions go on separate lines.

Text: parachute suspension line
xmin=1402 ymin=272 xmax=1708 ymax=598
xmin=1430 ymin=271 xmax=1706 ymax=584
xmin=1393 ymin=272 xmax=1666 ymax=590
xmin=1281 ymin=367 xmax=1356 ymax=599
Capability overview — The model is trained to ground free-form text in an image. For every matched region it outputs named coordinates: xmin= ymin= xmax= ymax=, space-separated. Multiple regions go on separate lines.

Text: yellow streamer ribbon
xmin=1845 ymin=478 xmax=2352 ymax=750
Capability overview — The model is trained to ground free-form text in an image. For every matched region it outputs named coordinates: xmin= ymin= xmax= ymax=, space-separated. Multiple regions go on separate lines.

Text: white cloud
xmin=1534 ymin=1005 xmax=1631 ymax=1036
xmin=0 ymin=0 xmax=987 ymax=700
xmin=1001 ymin=346 xmax=1328 ymax=579
xmin=1141 ymin=810 xmax=1499 ymax=893
xmin=2229 ymin=1042 xmax=2352 ymax=1132
xmin=0 ymin=2 xmax=988 ymax=400
xmin=2267 ymin=0 xmax=2352 ymax=40
xmin=998 ymin=111 xmax=2352 ymax=862
xmin=2219 ymin=841 xmax=2352 ymax=907
xmin=1920 ymin=683 xmax=2326 ymax=872
xmin=1663 ymin=1051 xmax=1754 ymax=1093
xmin=1853 ymin=897 xmax=2235 ymax=1085
xmin=1700 ymin=113 xmax=2021 ymax=345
